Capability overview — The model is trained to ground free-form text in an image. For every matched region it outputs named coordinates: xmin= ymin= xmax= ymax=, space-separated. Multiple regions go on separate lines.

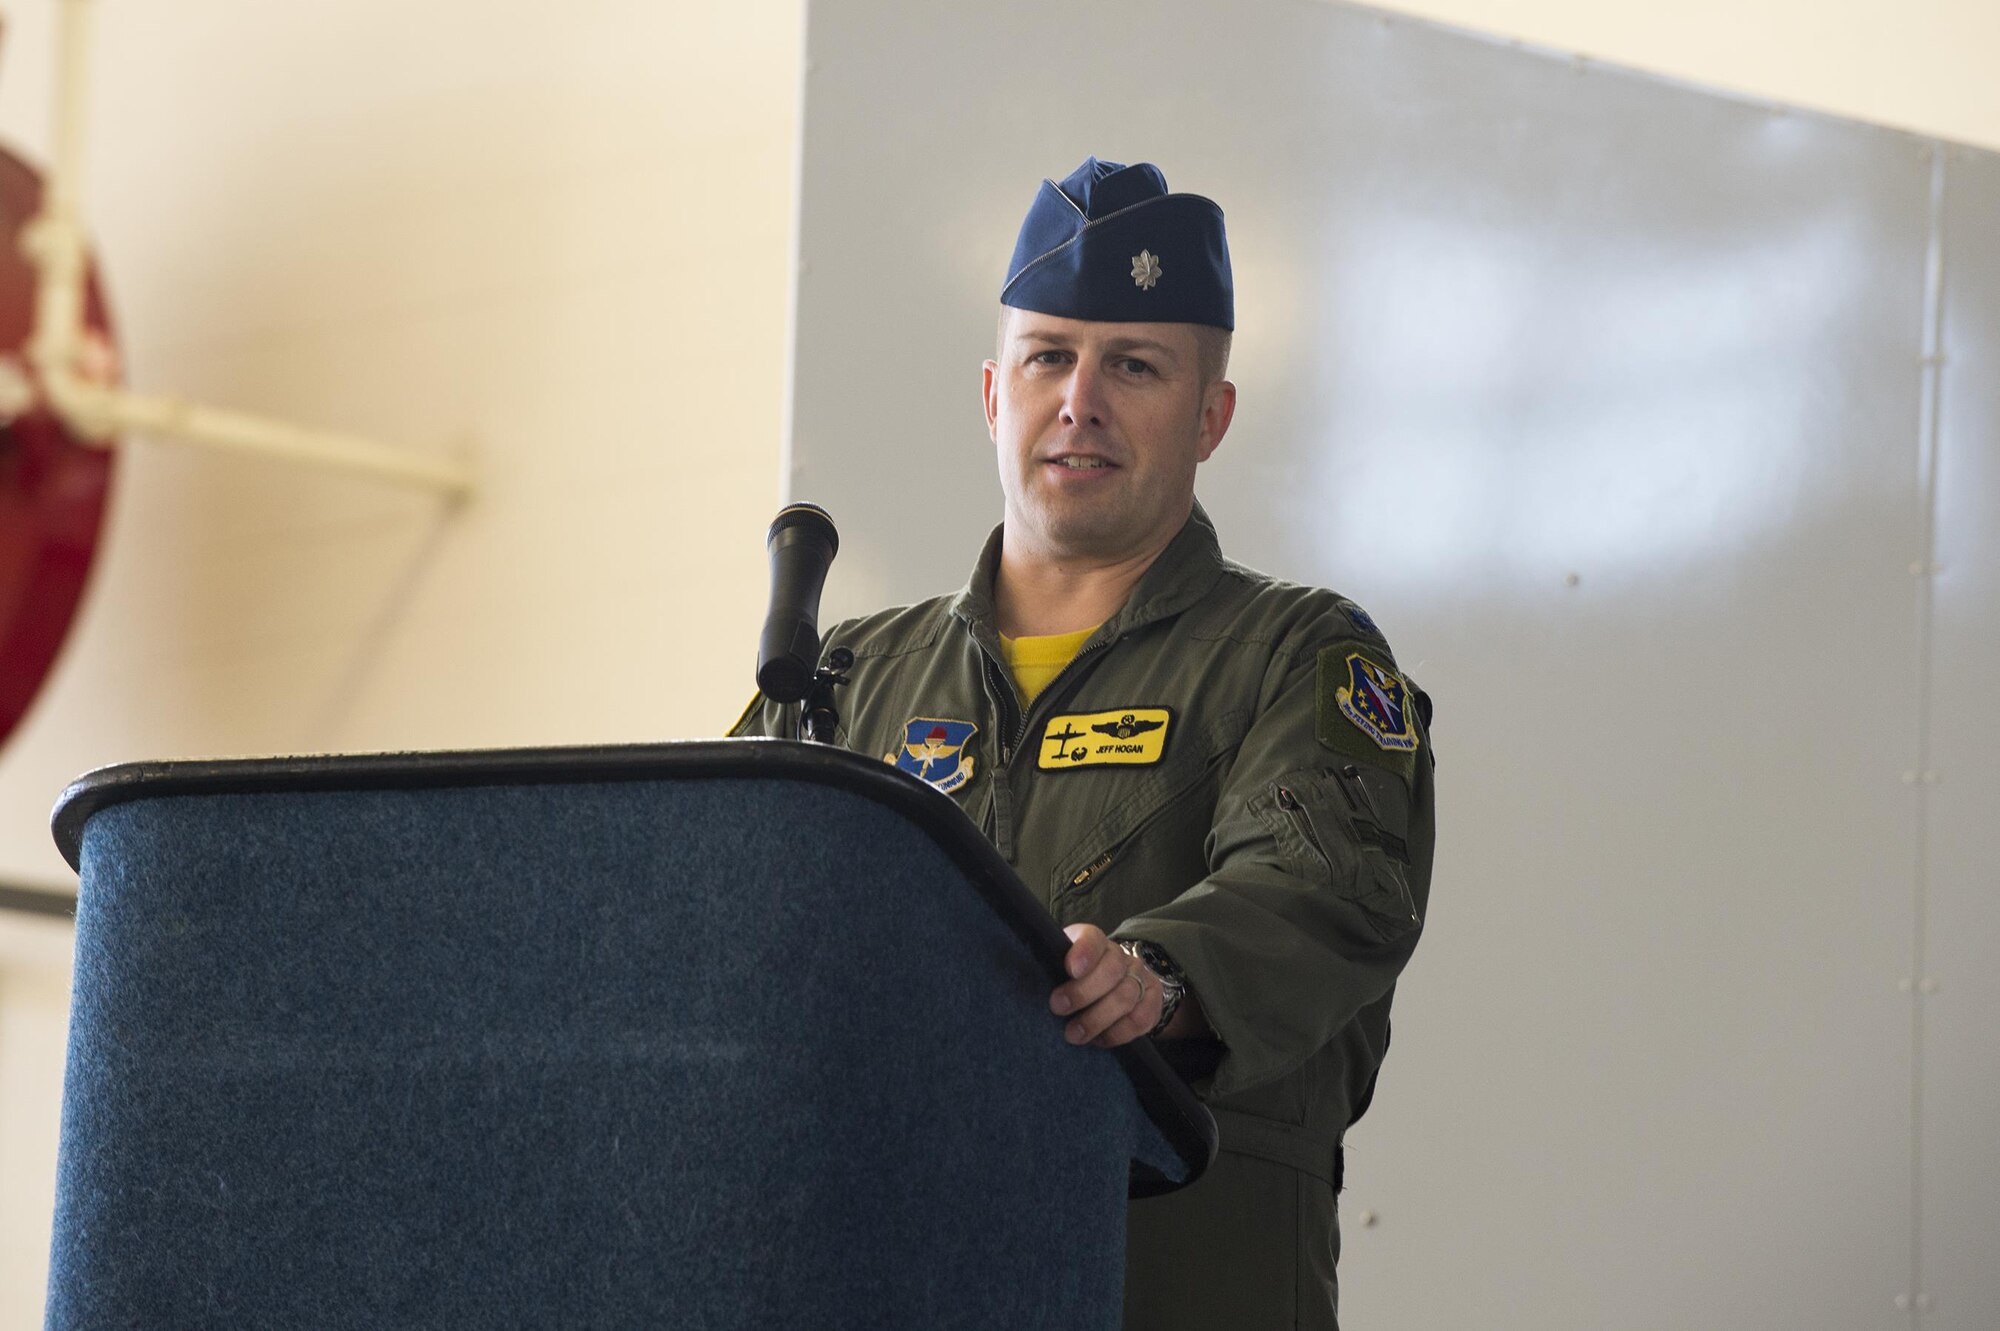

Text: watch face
xmin=1134 ymin=940 xmax=1184 ymax=987
xmin=0 ymin=144 xmax=118 ymax=752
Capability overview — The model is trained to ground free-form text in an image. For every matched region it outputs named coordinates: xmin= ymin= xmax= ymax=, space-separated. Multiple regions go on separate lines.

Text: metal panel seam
xmin=1905 ymin=139 xmax=1950 ymax=1329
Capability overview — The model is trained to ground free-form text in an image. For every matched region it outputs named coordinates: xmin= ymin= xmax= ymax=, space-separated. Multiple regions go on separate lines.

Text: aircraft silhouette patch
xmin=1036 ymin=708 xmax=1173 ymax=770
xmin=885 ymin=717 xmax=978 ymax=793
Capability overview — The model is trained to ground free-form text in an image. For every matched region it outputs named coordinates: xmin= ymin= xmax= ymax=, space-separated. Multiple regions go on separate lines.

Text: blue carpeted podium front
xmin=46 ymin=739 xmax=1214 ymax=1330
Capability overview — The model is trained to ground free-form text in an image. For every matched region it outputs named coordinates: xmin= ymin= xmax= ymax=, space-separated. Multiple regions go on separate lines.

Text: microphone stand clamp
xmin=800 ymin=646 xmax=853 ymax=745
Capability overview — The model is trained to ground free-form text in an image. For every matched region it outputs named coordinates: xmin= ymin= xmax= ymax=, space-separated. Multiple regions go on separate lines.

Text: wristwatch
xmin=1116 ymin=938 xmax=1188 ymax=1038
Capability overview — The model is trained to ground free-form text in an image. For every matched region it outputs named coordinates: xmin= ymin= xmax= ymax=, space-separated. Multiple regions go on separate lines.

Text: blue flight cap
xmin=1000 ymin=157 xmax=1233 ymax=330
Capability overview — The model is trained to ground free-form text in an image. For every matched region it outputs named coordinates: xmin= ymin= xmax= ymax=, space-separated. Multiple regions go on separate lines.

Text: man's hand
xmin=1049 ymin=923 xmax=1160 ymax=1048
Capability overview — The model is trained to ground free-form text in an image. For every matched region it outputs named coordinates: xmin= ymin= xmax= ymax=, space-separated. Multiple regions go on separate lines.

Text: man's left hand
xmin=1049 ymin=923 xmax=1159 ymax=1048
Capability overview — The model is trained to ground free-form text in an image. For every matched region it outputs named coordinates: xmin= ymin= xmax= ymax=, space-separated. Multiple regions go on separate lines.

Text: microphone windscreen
xmin=756 ymin=503 xmax=840 ymax=702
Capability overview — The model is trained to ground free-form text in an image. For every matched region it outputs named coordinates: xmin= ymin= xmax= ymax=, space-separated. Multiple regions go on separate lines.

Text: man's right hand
xmin=1049 ymin=923 xmax=1161 ymax=1048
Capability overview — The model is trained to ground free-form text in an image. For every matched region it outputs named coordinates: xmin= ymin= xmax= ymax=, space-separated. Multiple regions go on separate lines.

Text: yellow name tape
xmin=1036 ymin=708 xmax=1173 ymax=770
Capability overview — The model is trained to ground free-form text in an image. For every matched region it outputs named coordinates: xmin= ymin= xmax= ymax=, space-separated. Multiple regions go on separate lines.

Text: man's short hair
xmin=1190 ymin=325 xmax=1232 ymax=385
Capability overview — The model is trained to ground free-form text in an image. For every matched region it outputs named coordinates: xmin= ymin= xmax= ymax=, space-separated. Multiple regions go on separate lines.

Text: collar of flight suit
xmin=948 ymin=499 xmax=1231 ymax=655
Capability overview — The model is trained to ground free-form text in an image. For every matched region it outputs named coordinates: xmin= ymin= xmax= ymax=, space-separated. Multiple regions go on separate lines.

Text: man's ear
xmin=1195 ymin=379 xmax=1236 ymax=462
xmin=982 ymin=360 xmax=1000 ymax=441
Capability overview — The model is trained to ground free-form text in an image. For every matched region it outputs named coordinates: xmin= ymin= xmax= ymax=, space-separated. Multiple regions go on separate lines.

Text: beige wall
xmin=0 ymin=2 xmax=802 ymax=1325
xmin=0 ymin=0 xmax=801 ymax=892
xmin=0 ymin=0 xmax=1993 ymax=1325
xmin=1360 ymin=0 xmax=2000 ymax=152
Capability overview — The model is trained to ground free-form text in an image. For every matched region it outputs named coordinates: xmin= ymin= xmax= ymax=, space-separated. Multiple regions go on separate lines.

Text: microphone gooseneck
xmin=756 ymin=503 xmax=840 ymax=704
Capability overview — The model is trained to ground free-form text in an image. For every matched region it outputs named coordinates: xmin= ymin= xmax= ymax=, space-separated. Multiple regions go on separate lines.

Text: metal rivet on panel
xmin=1895 ymin=1293 xmax=1911 ymax=1310
xmin=1564 ymin=572 xmax=1580 ymax=587
xmin=1359 ymin=1210 xmax=1379 ymax=1228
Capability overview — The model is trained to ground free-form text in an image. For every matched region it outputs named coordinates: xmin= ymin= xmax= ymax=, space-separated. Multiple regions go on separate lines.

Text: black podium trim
xmin=52 ymin=738 xmax=1218 ymax=1195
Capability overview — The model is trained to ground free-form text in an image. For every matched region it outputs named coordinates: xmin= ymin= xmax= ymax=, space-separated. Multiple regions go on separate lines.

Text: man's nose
xmin=1060 ymin=362 xmax=1107 ymax=428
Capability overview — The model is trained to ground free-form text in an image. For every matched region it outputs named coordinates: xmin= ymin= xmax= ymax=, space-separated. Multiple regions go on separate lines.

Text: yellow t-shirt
xmin=999 ymin=624 xmax=1099 ymax=706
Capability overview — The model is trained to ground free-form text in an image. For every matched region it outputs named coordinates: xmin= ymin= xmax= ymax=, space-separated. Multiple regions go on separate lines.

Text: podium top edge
xmin=50 ymin=739 xmax=919 ymax=871
xmin=49 ymin=737 xmax=1220 ymax=1191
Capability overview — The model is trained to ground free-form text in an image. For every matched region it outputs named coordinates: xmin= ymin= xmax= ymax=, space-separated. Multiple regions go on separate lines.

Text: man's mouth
xmin=1047 ymin=455 xmax=1114 ymax=470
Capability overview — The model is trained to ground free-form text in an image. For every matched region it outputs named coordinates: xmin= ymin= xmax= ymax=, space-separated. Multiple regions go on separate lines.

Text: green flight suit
xmin=732 ymin=503 xmax=1435 ymax=1329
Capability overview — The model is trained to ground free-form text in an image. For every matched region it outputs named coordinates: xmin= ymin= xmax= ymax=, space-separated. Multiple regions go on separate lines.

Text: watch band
xmin=1117 ymin=938 xmax=1187 ymax=1038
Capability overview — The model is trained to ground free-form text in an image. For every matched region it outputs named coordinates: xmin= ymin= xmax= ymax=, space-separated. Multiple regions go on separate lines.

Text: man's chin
xmin=1011 ymin=508 xmax=1148 ymax=563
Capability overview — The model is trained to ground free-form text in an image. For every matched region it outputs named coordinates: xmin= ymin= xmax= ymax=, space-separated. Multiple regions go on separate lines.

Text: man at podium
xmin=734 ymin=157 xmax=1435 ymax=1331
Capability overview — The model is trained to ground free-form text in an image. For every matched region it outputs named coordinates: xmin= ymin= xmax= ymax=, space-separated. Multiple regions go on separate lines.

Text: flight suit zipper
xmin=1069 ymin=852 xmax=1115 ymax=889
xmin=989 ymin=634 xmax=1116 ymax=767
xmin=981 ymin=652 xmax=1023 ymax=767
xmin=978 ymin=653 xmax=1021 ymax=860
xmin=978 ymin=630 xmax=1116 ymax=863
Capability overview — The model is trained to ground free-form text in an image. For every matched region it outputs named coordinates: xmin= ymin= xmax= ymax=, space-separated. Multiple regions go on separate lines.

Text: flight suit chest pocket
xmin=1046 ymin=720 xmax=1235 ymax=922
xmin=1257 ymin=764 xmax=1422 ymax=942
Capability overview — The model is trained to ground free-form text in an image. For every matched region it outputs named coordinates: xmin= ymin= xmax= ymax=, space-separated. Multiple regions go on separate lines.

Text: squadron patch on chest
xmin=1036 ymin=708 xmax=1173 ymax=770
xmin=885 ymin=717 xmax=978 ymax=793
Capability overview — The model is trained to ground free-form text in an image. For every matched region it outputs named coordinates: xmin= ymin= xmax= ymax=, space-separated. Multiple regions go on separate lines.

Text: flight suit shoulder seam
xmin=1185 ymin=575 xmax=1362 ymax=652
xmin=821 ymin=598 xmax=956 ymax=660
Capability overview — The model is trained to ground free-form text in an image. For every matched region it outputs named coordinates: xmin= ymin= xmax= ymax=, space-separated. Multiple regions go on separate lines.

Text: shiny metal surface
xmin=793 ymin=2 xmax=1997 ymax=1324
xmin=1924 ymin=146 xmax=2000 ymax=1331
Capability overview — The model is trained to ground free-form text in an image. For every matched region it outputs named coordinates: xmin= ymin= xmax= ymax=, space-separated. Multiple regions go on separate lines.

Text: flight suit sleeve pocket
xmin=1252 ymin=766 xmax=1422 ymax=943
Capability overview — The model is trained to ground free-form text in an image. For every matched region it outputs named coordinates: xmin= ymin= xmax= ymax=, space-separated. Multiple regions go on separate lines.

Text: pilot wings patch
xmin=1036 ymin=708 xmax=1173 ymax=770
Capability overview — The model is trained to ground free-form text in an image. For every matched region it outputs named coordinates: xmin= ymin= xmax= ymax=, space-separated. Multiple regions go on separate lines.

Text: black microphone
xmin=756 ymin=502 xmax=840 ymax=703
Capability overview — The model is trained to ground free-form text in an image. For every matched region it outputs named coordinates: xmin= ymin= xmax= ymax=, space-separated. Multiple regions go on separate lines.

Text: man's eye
xmin=1029 ymin=350 xmax=1067 ymax=365
xmin=1117 ymin=358 xmax=1155 ymax=375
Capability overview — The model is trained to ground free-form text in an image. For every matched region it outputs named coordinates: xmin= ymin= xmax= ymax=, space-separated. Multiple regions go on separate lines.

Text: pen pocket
xmin=1260 ymin=767 xmax=1421 ymax=942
